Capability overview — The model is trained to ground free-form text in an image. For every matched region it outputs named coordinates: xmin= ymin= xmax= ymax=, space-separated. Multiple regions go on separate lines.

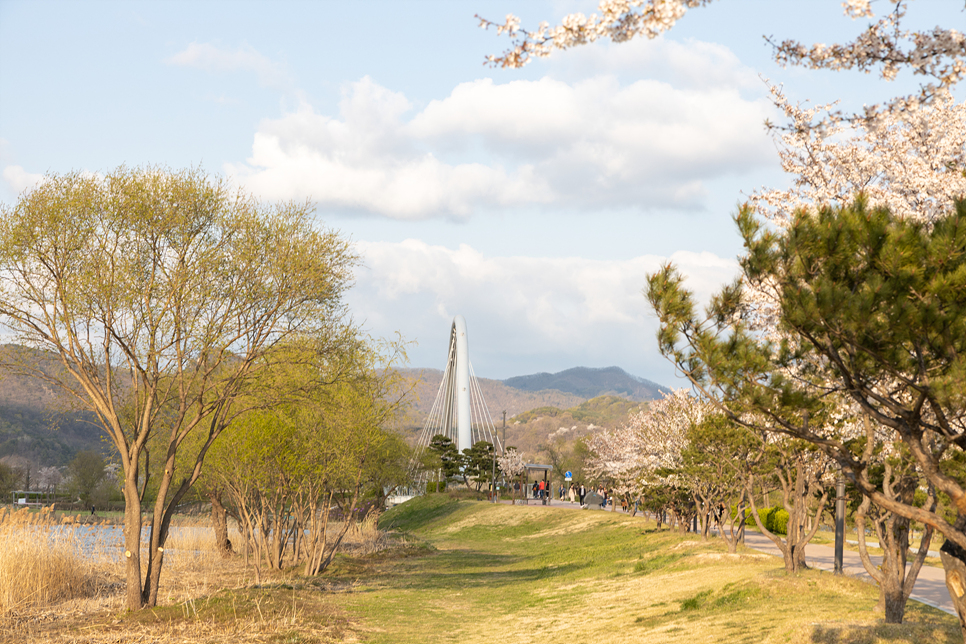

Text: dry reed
xmin=334 ymin=511 xmax=394 ymax=556
xmin=0 ymin=506 xmax=102 ymax=614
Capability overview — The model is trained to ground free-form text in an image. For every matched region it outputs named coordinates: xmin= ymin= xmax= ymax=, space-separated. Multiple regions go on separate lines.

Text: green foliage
xmin=205 ymin=332 xmax=411 ymax=576
xmin=425 ymin=481 xmax=446 ymax=493
xmin=428 ymin=434 xmax=464 ymax=479
xmin=569 ymin=395 xmax=646 ymax=425
xmin=510 ymin=406 xmax=561 ymax=423
xmin=0 ymin=461 xmax=22 ymax=497
xmin=66 ymin=450 xmax=106 ymax=505
xmin=738 ymin=506 xmax=790 ymax=535
xmin=0 ymin=166 xmax=359 ymax=607
xmin=461 ymin=441 xmax=495 ymax=490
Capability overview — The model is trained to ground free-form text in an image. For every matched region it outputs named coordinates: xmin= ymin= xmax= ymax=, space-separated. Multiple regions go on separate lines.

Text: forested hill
xmin=0 ymin=345 xmax=102 ymax=466
xmin=502 ymin=366 xmax=670 ymax=402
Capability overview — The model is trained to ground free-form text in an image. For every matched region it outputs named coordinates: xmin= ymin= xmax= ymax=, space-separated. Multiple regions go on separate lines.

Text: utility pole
xmin=834 ymin=466 xmax=845 ymax=574
xmin=491 ymin=439 xmax=497 ymax=503
xmin=502 ymin=410 xmax=507 ymax=454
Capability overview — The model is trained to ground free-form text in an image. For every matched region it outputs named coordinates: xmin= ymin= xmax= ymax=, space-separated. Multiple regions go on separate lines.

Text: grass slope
xmin=320 ymin=496 xmax=959 ymax=644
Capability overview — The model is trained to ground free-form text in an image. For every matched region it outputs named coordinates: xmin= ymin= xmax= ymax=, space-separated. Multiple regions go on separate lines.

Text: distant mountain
xmin=0 ymin=345 xmax=104 ymax=467
xmin=398 ymin=365 xmax=670 ymax=434
xmin=400 ymin=368 xmax=585 ymax=428
xmin=502 ymin=366 xmax=670 ymax=402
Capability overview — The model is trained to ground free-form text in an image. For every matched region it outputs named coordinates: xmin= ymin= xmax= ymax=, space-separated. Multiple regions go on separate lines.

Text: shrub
xmin=735 ymin=506 xmax=790 ymax=535
xmin=770 ymin=508 xmax=789 ymax=535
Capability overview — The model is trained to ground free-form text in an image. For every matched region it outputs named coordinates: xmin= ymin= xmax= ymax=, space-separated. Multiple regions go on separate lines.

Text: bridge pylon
xmin=411 ymin=316 xmax=502 ymax=483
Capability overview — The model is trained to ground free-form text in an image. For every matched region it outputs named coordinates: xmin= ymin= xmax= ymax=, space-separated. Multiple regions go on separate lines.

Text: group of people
xmin=564 ymin=483 xmax=613 ymax=507
xmin=514 ymin=480 xmax=618 ymax=508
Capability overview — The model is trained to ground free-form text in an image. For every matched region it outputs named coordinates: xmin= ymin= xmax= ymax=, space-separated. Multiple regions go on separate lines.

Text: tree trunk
xmin=881 ymin=576 xmax=908 ymax=624
xmin=940 ymin=539 xmax=966 ymax=642
xmin=123 ymin=474 xmax=145 ymax=610
xmin=209 ymin=491 xmax=232 ymax=557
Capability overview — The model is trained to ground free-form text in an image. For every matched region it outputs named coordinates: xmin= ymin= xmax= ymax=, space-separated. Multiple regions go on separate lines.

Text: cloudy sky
xmin=0 ymin=0 xmax=959 ymax=386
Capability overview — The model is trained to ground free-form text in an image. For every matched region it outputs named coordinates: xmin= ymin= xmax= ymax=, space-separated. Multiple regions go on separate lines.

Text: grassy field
xmin=335 ymin=496 xmax=959 ymax=644
xmin=1 ymin=497 xmax=960 ymax=643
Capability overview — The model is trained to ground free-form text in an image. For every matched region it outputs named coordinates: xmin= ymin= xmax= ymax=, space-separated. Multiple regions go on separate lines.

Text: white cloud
xmin=2 ymin=165 xmax=44 ymax=196
xmin=547 ymin=36 xmax=763 ymax=92
xmin=227 ymin=40 xmax=776 ymax=220
xmin=166 ymin=42 xmax=292 ymax=89
xmin=347 ymin=240 xmax=738 ymax=382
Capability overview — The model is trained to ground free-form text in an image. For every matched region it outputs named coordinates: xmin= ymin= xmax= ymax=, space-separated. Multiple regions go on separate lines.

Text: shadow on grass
xmin=326 ymin=546 xmax=589 ymax=594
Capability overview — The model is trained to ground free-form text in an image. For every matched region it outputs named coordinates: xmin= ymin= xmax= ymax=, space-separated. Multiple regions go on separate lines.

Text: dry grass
xmin=0 ymin=507 xmax=108 ymax=614
xmin=0 ymin=507 xmax=395 ymax=643
xmin=335 ymin=512 xmax=396 ymax=557
xmin=0 ymin=511 xmax=360 ymax=643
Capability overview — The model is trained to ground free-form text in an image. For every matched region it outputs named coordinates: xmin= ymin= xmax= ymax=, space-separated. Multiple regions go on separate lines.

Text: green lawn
xmin=318 ymin=496 xmax=959 ymax=644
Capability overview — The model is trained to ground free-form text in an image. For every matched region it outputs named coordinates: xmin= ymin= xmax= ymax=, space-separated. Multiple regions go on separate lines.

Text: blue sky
xmin=1 ymin=0 xmax=961 ymax=385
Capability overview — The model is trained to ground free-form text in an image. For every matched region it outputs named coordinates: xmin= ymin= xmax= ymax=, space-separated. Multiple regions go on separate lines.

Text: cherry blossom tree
xmin=678 ymin=414 xmax=757 ymax=551
xmin=479 ymin=0 xmax=965 ymax=103
xmin=498 ymin=448 xmax=527 ymax=504
xmin=587 ymin=389 xmax=705 ymax=523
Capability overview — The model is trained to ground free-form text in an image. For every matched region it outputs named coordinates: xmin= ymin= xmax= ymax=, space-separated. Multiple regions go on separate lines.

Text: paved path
xmin=504 ymin=498 xmax=954 ymax=615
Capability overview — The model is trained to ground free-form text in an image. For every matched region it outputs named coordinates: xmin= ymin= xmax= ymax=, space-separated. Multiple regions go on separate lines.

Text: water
xmin=47 ymin=524 xmax=211 ymax=559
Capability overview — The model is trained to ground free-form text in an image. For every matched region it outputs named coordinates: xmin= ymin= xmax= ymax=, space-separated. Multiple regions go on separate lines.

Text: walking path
xmin=504 ymin=497 xmax=954 ymax=615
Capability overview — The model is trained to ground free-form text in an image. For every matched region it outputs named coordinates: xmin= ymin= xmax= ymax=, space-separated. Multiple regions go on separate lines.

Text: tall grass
xmin=0 ymin=506 xmax=100 ymax=613
xmin=165 ymin=523 xmax=245 ymax=566
xmin=337 ymin=511 xmax=394 ymax=556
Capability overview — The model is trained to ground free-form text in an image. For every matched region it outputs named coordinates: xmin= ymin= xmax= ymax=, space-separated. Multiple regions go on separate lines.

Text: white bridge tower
xmin=411 ymin=316 xmax=501 ymax=474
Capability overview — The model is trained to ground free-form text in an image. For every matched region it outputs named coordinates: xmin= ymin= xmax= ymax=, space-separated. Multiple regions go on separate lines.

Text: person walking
xmin=578 ymin=483 xmax=586 ymax=506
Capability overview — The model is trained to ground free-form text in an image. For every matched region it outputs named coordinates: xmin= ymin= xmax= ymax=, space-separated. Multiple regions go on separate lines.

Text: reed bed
xmin=0 ymin=506 xmax=105 ymax=614
xmin=163 ymin=524 xmax=245 ymax=567
xmin=0 ymin=505 xmax=396 ymax=643
xmin=0 ymin=506 xmax=250 ymax=614
xmin=335 ymin=511 xmax=395 ymax=556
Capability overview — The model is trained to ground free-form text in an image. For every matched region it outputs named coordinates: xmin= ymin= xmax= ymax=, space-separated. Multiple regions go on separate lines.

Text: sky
xmin=0 ymin=0 xmax=961 ymax=386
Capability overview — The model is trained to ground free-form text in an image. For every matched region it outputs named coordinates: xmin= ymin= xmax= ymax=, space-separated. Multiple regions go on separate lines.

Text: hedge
xmin=731 ymin=505 xmax=790 ymax=535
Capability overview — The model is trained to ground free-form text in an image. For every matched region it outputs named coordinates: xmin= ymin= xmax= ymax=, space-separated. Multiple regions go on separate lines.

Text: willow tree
xmin=0 ymin=167 xmax=355 ymax=609
xmin=205 ymin=335 xmax=410 ymax=580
